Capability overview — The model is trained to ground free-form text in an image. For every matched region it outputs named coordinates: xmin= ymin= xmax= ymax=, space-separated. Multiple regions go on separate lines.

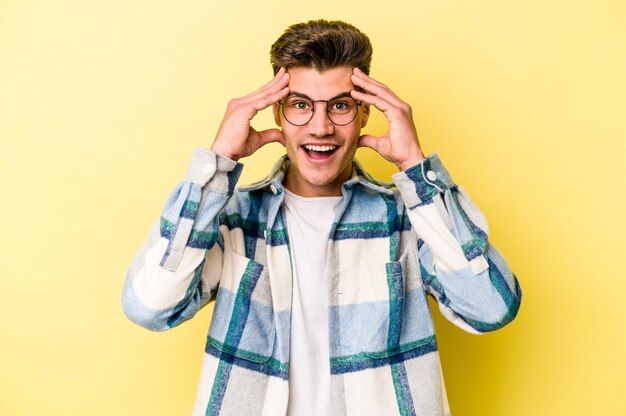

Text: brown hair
xmin=270 ymin=20 xmax=373 ymax=75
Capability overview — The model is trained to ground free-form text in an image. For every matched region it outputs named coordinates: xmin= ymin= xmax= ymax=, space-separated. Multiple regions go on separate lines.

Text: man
xmin=123 ymin=20 xmax=521 ymax=416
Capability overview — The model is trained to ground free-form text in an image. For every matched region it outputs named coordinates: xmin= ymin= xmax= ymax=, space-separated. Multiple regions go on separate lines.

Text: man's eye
xmin=331 ymin=101 xmax=352 ymax=112
xmin=287 ymin=100 xmax=310 ymax=110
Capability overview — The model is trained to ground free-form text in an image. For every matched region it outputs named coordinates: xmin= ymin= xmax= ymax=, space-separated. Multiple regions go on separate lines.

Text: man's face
xmin=273 ymin=66 xmax=369 ymax=197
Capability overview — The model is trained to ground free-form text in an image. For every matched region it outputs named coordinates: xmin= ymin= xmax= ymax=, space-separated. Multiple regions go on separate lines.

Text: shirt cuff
xmin=392 ymin=153 xmax=454 ymax=207
xmin=184 ymin=147 xmax=243 ymax=194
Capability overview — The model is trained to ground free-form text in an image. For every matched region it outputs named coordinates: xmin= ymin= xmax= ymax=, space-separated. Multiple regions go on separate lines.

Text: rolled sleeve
xmin=185 ymin=148 xmax=243 ymax=194
xmin=392 ymin=153 xmax=454 ymax=207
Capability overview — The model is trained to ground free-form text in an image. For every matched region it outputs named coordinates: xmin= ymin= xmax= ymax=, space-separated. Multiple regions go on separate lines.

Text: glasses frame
xmin=278 ymin=92 xmax=363 ymax=126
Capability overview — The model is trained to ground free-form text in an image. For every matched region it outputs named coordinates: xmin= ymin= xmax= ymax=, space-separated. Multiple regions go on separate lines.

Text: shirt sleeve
xmin=392 ymin=153 xmax=522 ymax=333
xmin=122 ymin=148 xmax=243 ymax=331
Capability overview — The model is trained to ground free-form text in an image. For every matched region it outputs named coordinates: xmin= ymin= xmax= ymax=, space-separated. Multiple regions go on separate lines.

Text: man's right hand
xmin=210 ymin=67 xmax=290 ymax=161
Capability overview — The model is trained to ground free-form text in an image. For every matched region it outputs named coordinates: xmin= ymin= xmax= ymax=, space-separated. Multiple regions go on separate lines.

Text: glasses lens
xmin=328 ymin=96 xmax=359 ymax=125
xmin=283 ymin=96 xmax=313 ymax=125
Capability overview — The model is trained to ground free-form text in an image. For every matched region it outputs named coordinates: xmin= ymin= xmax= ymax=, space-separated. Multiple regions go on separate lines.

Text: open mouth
xmin=302 ymin=144 xmax=338 ymax=160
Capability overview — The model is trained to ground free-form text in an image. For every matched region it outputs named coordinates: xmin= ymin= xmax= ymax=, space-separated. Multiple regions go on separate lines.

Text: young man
xmin=123 ymin=20 xmax=521 ymax=416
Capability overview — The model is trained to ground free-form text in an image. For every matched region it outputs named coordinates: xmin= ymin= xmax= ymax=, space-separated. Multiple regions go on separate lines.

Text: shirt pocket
xmin=206 ymin=251 xmax=276 ymax=364
xmin=335 ymin=253 xmax=434 ymax=361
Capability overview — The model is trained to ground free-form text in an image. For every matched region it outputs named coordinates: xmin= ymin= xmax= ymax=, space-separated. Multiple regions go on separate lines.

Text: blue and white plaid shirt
xmin=123 ymin=148 xmax=521 ymax=415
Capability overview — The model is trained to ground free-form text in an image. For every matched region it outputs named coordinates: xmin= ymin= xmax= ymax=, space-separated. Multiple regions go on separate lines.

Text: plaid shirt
xmin=123 ymin=148 xmax=521 ymax=416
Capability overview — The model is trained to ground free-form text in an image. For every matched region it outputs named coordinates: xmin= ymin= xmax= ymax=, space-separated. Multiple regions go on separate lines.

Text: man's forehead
xmin=286 ymin=66 xmax=355 ymax=99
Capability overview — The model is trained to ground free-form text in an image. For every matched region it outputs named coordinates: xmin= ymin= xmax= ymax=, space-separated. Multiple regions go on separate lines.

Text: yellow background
xmin=1 ymin=0 xmax=625 ymax=414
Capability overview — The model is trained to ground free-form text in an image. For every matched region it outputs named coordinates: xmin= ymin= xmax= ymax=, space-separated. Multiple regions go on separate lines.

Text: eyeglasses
xmin=279 ymin=92 xmax=362 ymax=126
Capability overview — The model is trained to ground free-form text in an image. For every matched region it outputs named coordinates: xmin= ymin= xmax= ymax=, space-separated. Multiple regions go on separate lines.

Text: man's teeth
xmin=304 ymin=144 xmax=337 ymax=152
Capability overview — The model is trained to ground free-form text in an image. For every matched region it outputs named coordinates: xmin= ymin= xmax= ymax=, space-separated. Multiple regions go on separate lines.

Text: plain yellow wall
xmin=1 ymin=0 xmax=625 ymax=414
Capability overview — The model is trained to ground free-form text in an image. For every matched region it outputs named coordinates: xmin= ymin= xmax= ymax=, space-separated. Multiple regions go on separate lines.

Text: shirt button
xmin=426 ymin=170 xmax=437 ymax=181
xmin=202 ymin=163 xmax=216 ymax=177
xmin=269 ymin=184 xmax=278 ymax=195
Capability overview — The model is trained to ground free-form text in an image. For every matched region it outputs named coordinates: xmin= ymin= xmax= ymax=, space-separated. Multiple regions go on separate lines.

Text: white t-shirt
xmin=282 ymin=188 xmax=342 ymax=416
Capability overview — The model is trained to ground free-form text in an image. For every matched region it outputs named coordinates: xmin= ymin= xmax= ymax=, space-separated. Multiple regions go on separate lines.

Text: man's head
xmin=270 ymin=20 xmax=373 ymax=197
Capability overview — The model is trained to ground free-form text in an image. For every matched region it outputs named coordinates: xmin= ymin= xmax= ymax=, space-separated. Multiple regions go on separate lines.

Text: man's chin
xmin=302 ymin=165 xmax=353 ymax=188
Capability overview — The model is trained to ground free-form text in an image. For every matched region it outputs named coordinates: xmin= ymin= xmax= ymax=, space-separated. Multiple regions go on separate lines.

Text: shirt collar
xmin=238 ymin=155 xmax=394 ymax=196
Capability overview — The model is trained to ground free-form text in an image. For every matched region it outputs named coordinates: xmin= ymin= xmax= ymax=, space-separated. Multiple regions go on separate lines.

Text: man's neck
xmin=283 ymin=164 xmax=352 ymax=197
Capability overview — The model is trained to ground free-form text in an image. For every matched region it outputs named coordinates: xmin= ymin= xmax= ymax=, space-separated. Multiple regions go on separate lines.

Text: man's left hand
xmin=350 ymin=68 xmax=425 ymax=171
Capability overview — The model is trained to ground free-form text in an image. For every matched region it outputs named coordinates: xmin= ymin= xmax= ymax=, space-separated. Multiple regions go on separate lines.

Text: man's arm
xmin=352 ymin=68 xmax=521 ymax=333
xmin=122 ymin=69 xmax=290 ymax=331
xmin=393 ymin=156 xmax=521 ymax=333
xmin=121 ymin=150 xmax=242 ymax=331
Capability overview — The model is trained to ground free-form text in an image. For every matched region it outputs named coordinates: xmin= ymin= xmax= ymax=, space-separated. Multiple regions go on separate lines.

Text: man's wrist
xmin=210 ymin=144 xmax=239 ymax=162
xmin=396 ymin=151 xmax=426 ymax=171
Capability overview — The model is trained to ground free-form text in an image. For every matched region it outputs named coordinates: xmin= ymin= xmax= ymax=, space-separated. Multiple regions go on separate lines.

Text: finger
xmin=251 ymin=85 xmax=290 ymax=112
xmin=357 ymin=134 xmax=381 ymax=150
xmin=352 ymin=67 xmax=385 ymax=87
xmin=259 ymin=69 xmax=289 ymax=94
xmin=243 ymin=75 xmax=289 ymax=107
xmin=231 ymin=84 xmax=288 ymax=124
xmin=351 ymin=69 xmax=404 ymax=105
xmin=255 ymin=67 xmax=287 ymax=92
xmin=353 ymin=67 xmax=396 ymax=94
xmin=351 ymin=73 xmax=404 ymax=107
xmin=243 ymin=69 xmax=290 ymax=102
xmin=257 ymin=128 xmax=285 ymax=147
xmin=351 ymin=89 xmax=395 ymax=113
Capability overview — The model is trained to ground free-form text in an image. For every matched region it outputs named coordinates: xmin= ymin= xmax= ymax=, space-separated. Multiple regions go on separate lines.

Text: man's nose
xmin=307 ymin=104 xmax=334 ymax=137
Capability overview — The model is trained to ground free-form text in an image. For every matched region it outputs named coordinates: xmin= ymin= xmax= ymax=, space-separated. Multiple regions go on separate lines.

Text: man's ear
xmin=360 ymin=103 xmax=370 ymax=128
xmin=273 ymin=102 xmax=282 ymax=127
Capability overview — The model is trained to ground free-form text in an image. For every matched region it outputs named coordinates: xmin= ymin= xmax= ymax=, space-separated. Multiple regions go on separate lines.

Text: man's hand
xmin=350 ymin=68 xmax=425 ymax=171
xmin=211 ymin=67 xmax=290 ymax=161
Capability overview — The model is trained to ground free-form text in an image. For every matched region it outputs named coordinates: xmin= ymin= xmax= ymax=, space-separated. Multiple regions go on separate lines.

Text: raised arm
xmin=393 ymin=156 xmax=521 ymax=333
xmin=122 ymin=69 xmax=290 ymax=331
xmin=122 ymin=150 xmax=242 ymax=331
xmin=352 ymin=67 xmax=521 ymax=333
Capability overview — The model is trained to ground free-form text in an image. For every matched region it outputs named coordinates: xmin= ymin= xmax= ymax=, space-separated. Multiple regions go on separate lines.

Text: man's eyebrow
xmin=287 ymin=91 xmax=354 ymax=100
xmin=286 ymin=92 xmax=313 ymax=100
